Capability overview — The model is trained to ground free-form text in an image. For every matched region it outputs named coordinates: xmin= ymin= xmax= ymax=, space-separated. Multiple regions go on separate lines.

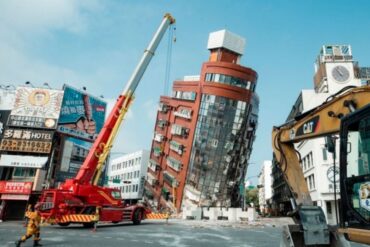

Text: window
xmin=157 ymin=119 xmax=168 ymax=129
xmin=13 ymin=168 xmax=36 ymax=178
xmin=172 ymin=91 xmax=197 ymax=101
xmin=322 ymin=148 xmax=328 ymax=161
xmin=158 ymin=102 xmax=169 ymax=112
xmin=163 ymin=171 xmax=178 ymax=187
xmin=154 ymin=132 xmax=165 ymax=142
xmin=312 ymin=174 xmax=315 ymax=189
xmin=326 ymin=46 xmax=333 ymax=55
xmin=169 ymin=140 xmax=184 ymax=155
xmin=307 ymin=174 xmax=315 ymax=190
xmin=174 ymin=108 xmax=192 ymax=119
xmin=13 ymin=168 xmax=26 ymax=177
xmin=203 ymin=73 xmax=254 ymax=90
xmin=171 ymin=124 xmax=183 ymax=135
xmin=326 ymin=201 xmax=332 ymax=214
xmin=166 ymin=156 xmax=181 ymax=171
xmin=153 ymin=146 xmax=163 ymax=157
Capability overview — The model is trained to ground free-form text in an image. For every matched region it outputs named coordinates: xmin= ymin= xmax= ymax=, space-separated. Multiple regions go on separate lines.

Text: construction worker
xmin=23 ymin=204 xmax=32 ymax=227
xmin=15 ymin=204 xmax=42 ymax=247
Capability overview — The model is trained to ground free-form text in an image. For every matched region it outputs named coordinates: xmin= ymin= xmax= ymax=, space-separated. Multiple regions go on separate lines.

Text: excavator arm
xmin=272 ymin=85 xmax=370 ymax=246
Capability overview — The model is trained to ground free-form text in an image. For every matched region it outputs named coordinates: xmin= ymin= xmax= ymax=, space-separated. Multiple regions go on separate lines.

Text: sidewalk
xmin=167 ymin=216 xmax=294 ymax=229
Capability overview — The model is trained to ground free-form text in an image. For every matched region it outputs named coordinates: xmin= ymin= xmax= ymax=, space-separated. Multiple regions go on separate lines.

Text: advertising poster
xmin=0 ymin=128 xmax=54 ymax=153
xmin=8 ymin=87 xmax=64 ymax=129
xmin=360 ymin=182 xmax=370 ymax=211
xmin=57 ymin=85 xmax=106 ymax=142
xmin=56 ymin=137 xmax=92 ymax=182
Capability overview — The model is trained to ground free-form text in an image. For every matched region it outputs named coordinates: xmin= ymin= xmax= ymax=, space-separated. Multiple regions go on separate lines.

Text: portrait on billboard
xmin=57 ymin=85 xmax=106 ymax=141
xmin=8 ymin=87 xmax=64 ymax=129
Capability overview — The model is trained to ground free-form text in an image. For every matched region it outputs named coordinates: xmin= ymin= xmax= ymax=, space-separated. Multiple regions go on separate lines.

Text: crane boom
xmin=62 ymin=13 xmax=175 ymax=189
xmin=38 ymin=14 xmax=175 ymax=227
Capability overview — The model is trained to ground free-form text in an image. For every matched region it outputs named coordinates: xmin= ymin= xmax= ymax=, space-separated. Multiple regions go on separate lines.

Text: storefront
xmin=0 ymin=181 xmax=33 ymax=220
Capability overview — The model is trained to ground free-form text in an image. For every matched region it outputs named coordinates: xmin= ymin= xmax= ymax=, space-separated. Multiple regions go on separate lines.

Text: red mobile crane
xmin=38 ymin=13 xmax=175 ymax=227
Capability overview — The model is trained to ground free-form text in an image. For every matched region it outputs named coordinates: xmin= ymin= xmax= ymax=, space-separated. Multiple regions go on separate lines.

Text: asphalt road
xmin=0 ymin=219 xmax=369 ymax=247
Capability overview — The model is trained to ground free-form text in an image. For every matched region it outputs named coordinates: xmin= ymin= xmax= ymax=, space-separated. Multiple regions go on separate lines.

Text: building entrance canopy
xmin=0 ymin=154 xmax=48 ymax=168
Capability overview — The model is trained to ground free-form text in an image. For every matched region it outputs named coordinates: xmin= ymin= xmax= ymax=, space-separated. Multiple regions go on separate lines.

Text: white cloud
xmin=0 ymin=0 xmax=102 ymax=87
xmin=0 ymin=0 xmax=101 ymax=35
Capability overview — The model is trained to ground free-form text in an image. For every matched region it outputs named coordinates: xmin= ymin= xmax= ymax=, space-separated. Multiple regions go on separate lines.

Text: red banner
xmin=0 ymin=181 xmax=33 ymax=194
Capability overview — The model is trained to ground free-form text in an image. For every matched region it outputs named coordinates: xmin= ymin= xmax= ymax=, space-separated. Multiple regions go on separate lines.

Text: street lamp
xmin=0 ymin=84 xmax=15 ymax=90
xmin=25 ymin=81 xmax=34 ymax=87
xmin=43 ymin=82 xmax=51 ymax=89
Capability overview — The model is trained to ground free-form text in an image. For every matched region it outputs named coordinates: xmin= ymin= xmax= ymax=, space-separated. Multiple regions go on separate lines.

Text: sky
xmin=1 ymin=0 xmax=370 ymax=184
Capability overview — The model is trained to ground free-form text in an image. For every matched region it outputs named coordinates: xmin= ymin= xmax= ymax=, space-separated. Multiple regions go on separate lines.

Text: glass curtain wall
xmin=186 ymin=94 xmax=251 ymax=207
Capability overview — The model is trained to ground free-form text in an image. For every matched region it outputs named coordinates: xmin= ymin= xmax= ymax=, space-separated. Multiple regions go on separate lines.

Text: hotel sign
xmin=8 ymin=87 xmax=64 ymax=129
xmin=0 ymin=128 xmax=53 ymax=153
xmin=0 ymin=181 xmax=33 ymax=194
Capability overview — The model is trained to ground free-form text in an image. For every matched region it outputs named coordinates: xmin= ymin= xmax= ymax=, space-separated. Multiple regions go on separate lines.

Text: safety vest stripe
xmin=58 ymin=214 xmax=95 ymax=223
xmin=145 ymin=213 xmax=169 ymax=219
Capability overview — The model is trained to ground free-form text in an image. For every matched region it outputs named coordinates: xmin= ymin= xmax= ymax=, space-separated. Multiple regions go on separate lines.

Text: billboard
xmin=56 ymin=137 xmax=92 ymax=182
xmin=0 ymin=128 xmax=53 ymax=153
xmin=8 ymin=87 xmax=64 ymax=129
xmin=57 ymin=85 xmax=106 ymax=141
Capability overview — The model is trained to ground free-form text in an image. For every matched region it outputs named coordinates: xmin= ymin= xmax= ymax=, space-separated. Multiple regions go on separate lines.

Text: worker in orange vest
xmin=15 ymin=204 xmax=42 ymax=247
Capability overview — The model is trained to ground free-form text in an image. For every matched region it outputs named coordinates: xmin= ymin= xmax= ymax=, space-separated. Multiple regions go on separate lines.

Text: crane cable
xmin=164 ymin=25 xmax=176 ymax=96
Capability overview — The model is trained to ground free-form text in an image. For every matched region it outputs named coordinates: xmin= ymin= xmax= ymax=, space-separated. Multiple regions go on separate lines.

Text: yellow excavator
xmin=272 ymin=85 xmax=370 ymax=246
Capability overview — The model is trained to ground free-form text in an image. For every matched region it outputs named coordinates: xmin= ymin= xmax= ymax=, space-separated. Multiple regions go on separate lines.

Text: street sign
xmin=112 ymin=178 xmax=121 ymax=184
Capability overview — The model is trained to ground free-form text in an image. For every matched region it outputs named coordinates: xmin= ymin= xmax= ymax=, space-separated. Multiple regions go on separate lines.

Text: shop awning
xmin=0 ymin=155 xmax=48 ymax=168
xmin=1 ymin=194 xmax=30 ymax=200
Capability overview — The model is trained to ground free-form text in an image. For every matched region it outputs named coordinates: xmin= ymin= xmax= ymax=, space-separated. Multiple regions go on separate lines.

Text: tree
xmin=245 ymin=188 xmax=259 ymax=208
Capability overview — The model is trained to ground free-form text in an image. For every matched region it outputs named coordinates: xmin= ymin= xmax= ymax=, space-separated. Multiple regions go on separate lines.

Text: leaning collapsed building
xmin=145 ymin=30 xmax=259 ymax=212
